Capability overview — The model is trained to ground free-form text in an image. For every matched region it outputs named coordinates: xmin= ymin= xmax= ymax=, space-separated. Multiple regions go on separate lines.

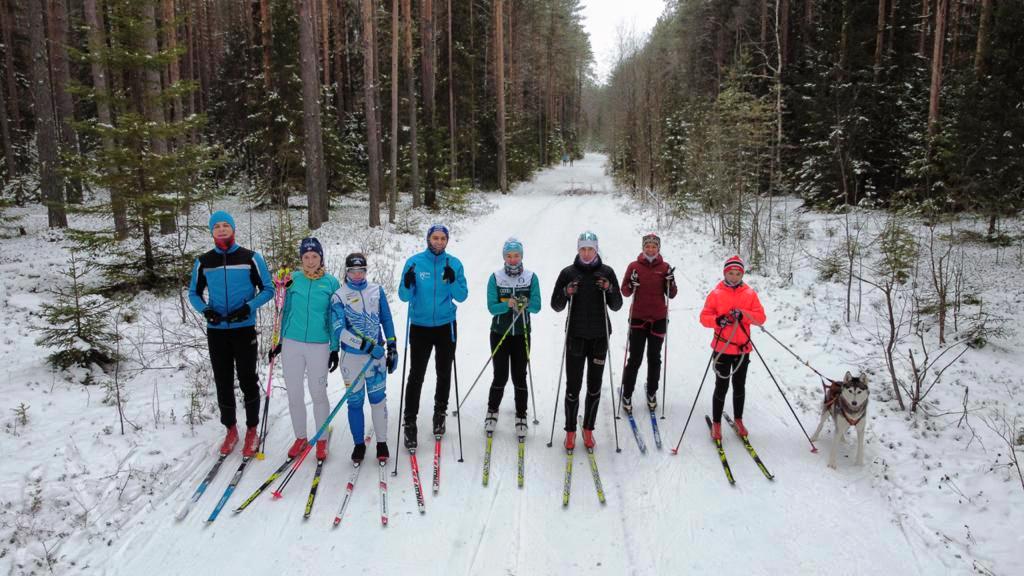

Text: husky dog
xmin=810 ymin=371 xmax=869 ymax=469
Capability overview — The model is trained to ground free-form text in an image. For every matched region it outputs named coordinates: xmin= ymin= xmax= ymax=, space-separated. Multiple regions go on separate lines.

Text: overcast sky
xmin=580 ymin=0 xmax=668 ymax=84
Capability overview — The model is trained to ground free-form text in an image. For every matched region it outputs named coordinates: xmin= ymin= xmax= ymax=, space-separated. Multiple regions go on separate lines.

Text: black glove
xmin=595 ymin=276 xmax=611 ymax=292
xmin=285 ymin=278 xmax=294 ymax=289
xmin=203 ymin=307 xmax=224 ymax=324
xmin=268 ymin=342 xmax=283 ymax=361
xmin=386 ymin=341 xmax=398 ymax=374
xmin=442 ymin=262 xmax=456 ymax=284
xmin=226 ymin=304 xmax=251 ymax=323
xmin=715 ymin=314 xmax=733 ymax=328
xmin=328 ymin=350 xmax=339 ymax=372
xmin=665 ymin=266 xmax=675 ymax=284
xmin=730 ymin=309 xmax=743 ymax=321
xmin=403 ymin=265 xmax=416 ymax=289
xmin=629 ymin=269 xmax=640 ymax=288
xmin=564 ymin=277 xmax=580 ymax=297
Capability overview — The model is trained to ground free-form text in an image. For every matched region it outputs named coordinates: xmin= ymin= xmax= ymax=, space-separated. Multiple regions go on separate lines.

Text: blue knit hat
xmin=502 ymin=237 xmax=523 ymax=257
xmin=208 ymin=210 xmax=236 ymax=233
xmin=299 ymin=237 xmax=324 ymax=263
xmin=426 ymin=224 xmax=450 ymax=242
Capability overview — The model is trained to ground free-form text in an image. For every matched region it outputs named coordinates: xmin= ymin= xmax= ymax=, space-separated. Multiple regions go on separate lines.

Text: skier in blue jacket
xmin=188 ymin=210 xmax=274 ymax=456
xmin=397 ymin=224 xmax=468 ymax=449
xmin=331 ymin=253 xmax=398 ymax=462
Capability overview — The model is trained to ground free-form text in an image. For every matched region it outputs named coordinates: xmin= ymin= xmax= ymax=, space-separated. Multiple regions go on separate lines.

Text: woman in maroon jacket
xmin=619 ymin=233 xmax=677 ymax=413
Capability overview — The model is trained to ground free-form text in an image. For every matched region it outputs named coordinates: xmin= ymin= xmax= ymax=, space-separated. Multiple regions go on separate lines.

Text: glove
xmin=629 ymin=269 xmax=639 ymax=289
xmin=285 ymin=278 xmax=294 ymax=289
xmin=386 ymin=342 xmax=398 ymax=374
xmin=730 ymin=309 xmax=744 ymax=321
xmin=715 ymin=314 xmax=733 ymax=328
xmin=665 ymin=267 xmax=675 ymax=287
xmin=564 ymin=278 xmax=580 ymax=297
xmin=403 ymin=265 xmax=416 ymax=289
xmin=268 ymin=342 xmax=283 ymax=361
xmin=507 ymin=297 xmax=519 ymax=310
xmin=595 ymin=276 xmax=611 ymax=292
xmin=442 ymin=263 xmax=456 ymax=284
xmin=515 ymin=297 xmax=528 ymax=311
xmin=203 ymin=307 xmax=224 ymax=324
xmin=328 ymin=350 xmax=339 ymax=372
xmin=226 ymin=304 xmax=251 ymax=323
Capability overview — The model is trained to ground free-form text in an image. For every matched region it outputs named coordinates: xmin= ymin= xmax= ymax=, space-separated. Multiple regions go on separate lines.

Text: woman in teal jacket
xmin=484 ymin=238 xmax=541 ymax=439
xmin=269 ymin=237 xmax=341 ymax=461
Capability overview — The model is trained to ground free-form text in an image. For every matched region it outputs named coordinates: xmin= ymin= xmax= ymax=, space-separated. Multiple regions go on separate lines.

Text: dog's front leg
xmin=855 ymin=420 xmax=866 ymax=466
xmin=810 ymin=408 xmax=828 ymax=442
xmin=829 ymin=420 xmax=847 ymax=469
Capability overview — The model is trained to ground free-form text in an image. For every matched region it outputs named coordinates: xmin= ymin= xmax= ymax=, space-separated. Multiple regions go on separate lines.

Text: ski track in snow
xmin=7 ymin=154 xmax=1013 ymax=575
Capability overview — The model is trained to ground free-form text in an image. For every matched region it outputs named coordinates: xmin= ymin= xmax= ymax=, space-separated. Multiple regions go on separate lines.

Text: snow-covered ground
xmin=1 ymin=154 xmax=1021 ymax=575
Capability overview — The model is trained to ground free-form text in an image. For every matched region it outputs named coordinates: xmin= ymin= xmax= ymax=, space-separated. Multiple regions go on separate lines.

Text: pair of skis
xmin=562 ymin=444 xmax=606 ymax=507
xmin=620 ymin=388 xmax=664 ymax=454
xmin=482 ymin=432 xmax=526 ymax=488
xmin=175 ymin=448 xmax=257 ymax=523
xmin=333 ymin=437 xmax=389 ymax=527
xmin=705 ymin=413 xmax=775 ymax=485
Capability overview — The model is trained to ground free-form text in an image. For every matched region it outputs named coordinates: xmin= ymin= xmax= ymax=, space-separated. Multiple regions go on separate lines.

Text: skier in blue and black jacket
xmin=397 ymin=224 xmax=468 ymax=449
xmin=188 ymin=210 xmax=274 ymax=456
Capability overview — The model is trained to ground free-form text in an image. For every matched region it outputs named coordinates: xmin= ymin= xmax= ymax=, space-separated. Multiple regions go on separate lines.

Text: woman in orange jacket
xmin=699 ymin=255 xmax=766 ymax=440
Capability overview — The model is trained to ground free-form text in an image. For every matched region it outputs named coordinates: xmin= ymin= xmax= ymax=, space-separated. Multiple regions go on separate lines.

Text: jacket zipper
xmin=303 ymin=277 xmax=312 ymax=342
xmin=222 ymin=251 xmax=229 ymax=327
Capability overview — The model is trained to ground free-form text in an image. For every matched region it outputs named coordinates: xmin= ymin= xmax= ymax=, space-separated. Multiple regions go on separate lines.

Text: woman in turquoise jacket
xmin=269 ymin=237 xmax=341 ymax=461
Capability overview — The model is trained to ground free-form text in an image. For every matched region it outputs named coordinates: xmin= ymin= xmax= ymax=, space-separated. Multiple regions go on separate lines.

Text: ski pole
xmin=547 ymin=297 xmax=573 ymax=447
xmin=257 ymin=268 xmax=291 ymax=460
xmin=392 ymin=310 xmax=412 ymax=477
xmin=272 ymin=355 xmax=375 ymax=498
xmin=602 ymin=291 xmax=622 ymax=453
xmin=616 ymin=289 xmax=638 ymax=419
xmin=454 ymin=310 xmax=522 ymax=414
xmin=661 ymin=291 xmax=669 ymax=420
xmin=521 ymin=309 xmax=540 ymax=424
xmin=756 ymin=325 xmax=831 ymax=382
xmin=670 ymin=322 xmax=738 ymax=455
xmin=450 ymin=321 xmax=464 ymax=463
xmin=738 ymin=323 xmax=818 ymax=452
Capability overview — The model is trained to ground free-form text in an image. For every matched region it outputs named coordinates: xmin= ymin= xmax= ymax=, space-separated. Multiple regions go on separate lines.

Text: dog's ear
xmin=844 ymin=371 xmax=853 ymax=384
xmin=859 ymin=371 xmax=868 ymax=386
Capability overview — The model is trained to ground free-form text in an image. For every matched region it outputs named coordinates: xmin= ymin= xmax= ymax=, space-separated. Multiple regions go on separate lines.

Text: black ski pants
xmin=404 ymin=322 xmax=457 ymax=424
xmin=207 ymin=326 xmax=261 ymax=429
xmin=712 ymin=352 xmax=749 ymax=423
xmin=487 ymin=332 xmax=529 ymax=418
xmin=621 ymin=318 xmax=666 ymax=400
xmin=564 ymin=336 xmax=607 ymax=431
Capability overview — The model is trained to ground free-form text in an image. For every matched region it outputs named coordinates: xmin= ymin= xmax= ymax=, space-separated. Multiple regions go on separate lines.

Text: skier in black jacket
xmin=550 ymin=231 xmax=623 ymax=450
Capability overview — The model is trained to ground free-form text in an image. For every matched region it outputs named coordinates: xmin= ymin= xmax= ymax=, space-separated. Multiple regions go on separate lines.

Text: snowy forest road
xmin=101 ymin=154 xmax=946 ymax=575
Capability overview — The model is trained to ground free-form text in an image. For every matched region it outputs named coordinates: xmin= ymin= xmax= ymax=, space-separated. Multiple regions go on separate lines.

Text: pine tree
xmin=67 ymin=0 xmax=220 ymax=291
xmin=35 ymin=253 xmax=118 ymax=370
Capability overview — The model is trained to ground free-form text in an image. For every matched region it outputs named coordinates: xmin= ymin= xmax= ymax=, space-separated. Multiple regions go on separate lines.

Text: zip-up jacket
xmin=397 ymin=249 xmax=468 ymax=328
xmin=280 ymin=271 xmax=342 ymax=350
xmin=699 ymin=281 xmax=767 ymax=355
xmin=620 ymin=253 xmax=678 ymax=325
xmin=330 ymin=279 xmax=397 ymax=354
xmin=188 ymin=244 xmax=274 ymax=329
xmin=550 ymin=255 xmax=623 ymax=339
xmin=487 ymin=267 xmax=541 ymax=335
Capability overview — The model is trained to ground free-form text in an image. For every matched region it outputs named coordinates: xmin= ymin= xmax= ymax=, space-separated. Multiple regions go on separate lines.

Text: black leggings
xmin=207 ymin=326 xmax=261 ymax=428
xmin=564 ymin=337 xmax=607 ymax=431
xmin=487 ymin=332 xmax=529 ymax=417
xmin=404 ymin=322 xmax=457 ymax=424
xmin=621 ymin=318 xmax=666 ymax=399
xmin=712 ymin=353 xmax=749 ymax=423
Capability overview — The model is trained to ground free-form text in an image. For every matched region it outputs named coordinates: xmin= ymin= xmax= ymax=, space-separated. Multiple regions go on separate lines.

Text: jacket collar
xmin=635 ymin=253 xmax=664 ymax=267
xmin=573 ymin=254 xmax=603 ymax=271
xmin=213 ymin=243 xmax=240 ymax=255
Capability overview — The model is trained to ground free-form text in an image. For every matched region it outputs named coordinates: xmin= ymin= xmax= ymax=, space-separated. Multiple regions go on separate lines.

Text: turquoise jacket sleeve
xmin=379 ymin=287 xmax=396 ymax=342
xmin=528 ymin=273 xmax=542 ymax=314
xmin=187 ymin=258 xmax=206 ymax=313
xmin=328 ymin=275 xmax=341 ymax=351
xmin=397 ymin=257 xmax=416 ymax=303
xmin=247 ymin=252 xmax=275 ymax=310
xmin=450 ymin=257 xmax=469 ymax=303
xmin=486 ymin=274 xmax=506 ymax=316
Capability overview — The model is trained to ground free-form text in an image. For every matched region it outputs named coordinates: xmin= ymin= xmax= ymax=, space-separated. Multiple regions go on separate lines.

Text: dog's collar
xmin=839 ymin=396 xmax=868 ymax=426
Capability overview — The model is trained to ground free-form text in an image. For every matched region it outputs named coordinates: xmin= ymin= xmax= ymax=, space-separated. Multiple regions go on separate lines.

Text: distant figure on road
xmin=561 ymin=152 xmax=569 ymax=166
